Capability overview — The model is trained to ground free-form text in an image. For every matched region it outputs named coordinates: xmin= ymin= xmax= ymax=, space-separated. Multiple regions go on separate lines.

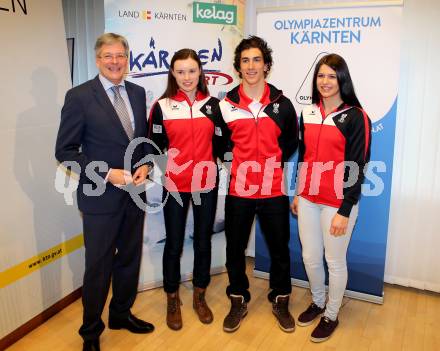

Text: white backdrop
xmin=0 ymin=0 xmax=83 ymax=340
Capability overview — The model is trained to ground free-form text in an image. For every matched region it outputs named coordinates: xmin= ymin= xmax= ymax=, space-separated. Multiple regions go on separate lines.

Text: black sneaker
xmin=223 ymin=295 xmax=248 ymax=332
xmin=272 ymin=295 xmax=295 ymax=332
xmin=297 ymin=303 xmax=325 ymax=327
xmin=310 ymin=316 xmax=339 ymax=342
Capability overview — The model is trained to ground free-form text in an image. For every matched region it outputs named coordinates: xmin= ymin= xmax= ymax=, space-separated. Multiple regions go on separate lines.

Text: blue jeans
xmin=162 ymin=188 xmax=218 ymax=293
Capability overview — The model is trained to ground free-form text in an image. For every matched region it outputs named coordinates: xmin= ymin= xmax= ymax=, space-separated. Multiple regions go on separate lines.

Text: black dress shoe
xmin=108 ymin=313 xmax=155 ymax=334
xmin=83 ymin=339 xmax=100 ymax=351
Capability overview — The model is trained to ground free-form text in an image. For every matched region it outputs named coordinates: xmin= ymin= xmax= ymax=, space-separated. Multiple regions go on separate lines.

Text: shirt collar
xmin=99 ymin=74 xmax=126 ymax=92
xmin=238 ymin=83 xmax=270 ymax=107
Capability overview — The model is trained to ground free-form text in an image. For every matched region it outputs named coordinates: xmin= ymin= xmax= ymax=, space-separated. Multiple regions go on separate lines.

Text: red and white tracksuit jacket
xmin=217 ymin=83 xmax=298 ymax=198
xmin=148 ymin=90 xmax=220 ymax=192
xmin=297 ymin=102 xmax=372 ymax=217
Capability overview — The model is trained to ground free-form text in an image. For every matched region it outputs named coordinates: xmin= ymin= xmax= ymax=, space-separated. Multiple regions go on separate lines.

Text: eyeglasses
xmin=99 ymin=53 xmax=128 ymax=62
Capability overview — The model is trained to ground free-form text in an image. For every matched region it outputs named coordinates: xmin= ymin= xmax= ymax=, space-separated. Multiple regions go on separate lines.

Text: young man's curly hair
xmin=233 ymin=35 xmax=273 ymax=78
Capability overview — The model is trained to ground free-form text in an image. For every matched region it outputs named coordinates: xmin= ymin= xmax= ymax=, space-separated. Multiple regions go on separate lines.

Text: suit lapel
xmin=91 ymin=76 xmax=130 ymax=143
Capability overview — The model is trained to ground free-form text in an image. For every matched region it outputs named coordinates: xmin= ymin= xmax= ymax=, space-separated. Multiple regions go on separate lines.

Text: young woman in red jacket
xmin=291 ymin=53 xmax=371 ymax=342
xmin=148 ymin=49 xmax=221 ymax=331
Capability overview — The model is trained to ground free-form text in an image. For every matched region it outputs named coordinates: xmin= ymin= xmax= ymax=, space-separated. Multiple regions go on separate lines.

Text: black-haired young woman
xmin=291 ymin=53 xmax=372 ymax=342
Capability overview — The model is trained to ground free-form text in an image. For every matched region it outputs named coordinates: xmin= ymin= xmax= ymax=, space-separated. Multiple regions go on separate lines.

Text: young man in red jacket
xmin=216 ymin=36 xmax=299 ymax=333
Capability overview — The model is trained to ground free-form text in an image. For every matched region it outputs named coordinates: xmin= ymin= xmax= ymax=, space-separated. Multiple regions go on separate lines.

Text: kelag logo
xmin=193 ymin=2 xmax=236 ymax=25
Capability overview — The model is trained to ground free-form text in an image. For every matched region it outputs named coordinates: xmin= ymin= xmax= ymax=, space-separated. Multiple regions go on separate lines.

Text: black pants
xmin=225 ymin=195 xmax=292 ymax=302
xmin=162 ymin=188 xmax=218 ymax=293
xmin=79 ymin=198 xmax=144 ymax=341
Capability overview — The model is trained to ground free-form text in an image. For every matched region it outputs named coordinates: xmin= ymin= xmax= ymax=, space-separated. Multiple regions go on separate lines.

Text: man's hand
xmin=107 ymin=169 xmax=133 ymax=186
xmin=132 ymin=165 xmax=150 ymax=186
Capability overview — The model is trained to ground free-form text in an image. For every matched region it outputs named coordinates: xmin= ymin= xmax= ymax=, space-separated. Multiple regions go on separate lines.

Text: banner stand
xmin=254 ymin=270 xmax=384 ymax=304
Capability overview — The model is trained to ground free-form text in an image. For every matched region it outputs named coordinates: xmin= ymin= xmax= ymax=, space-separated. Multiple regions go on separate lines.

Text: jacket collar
xmin=171 ymin=89 xmax=208 ymax=105
xmin=318 ymin=100 xmax=349 ymax=118
xmin=91 ymin=75 xmax=134 ymax=142
xmin=226 ymin=83 xmax=282 ymax=110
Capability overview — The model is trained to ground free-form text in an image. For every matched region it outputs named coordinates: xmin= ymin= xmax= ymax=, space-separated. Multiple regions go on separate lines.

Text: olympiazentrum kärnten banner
xmin=104 ymin=0 xmax=245 ymax=289
xmin=255 ymin=3 xmax=402 ymax=302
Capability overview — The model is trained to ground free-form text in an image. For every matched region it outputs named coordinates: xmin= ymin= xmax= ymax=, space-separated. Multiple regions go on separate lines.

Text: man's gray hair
xmin=94 ymin=33 xmax=129 ymax=57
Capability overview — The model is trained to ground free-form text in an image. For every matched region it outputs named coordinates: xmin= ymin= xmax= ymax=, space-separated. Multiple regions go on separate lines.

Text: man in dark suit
xmin=55 ymin=33 xmax=154 ymax=351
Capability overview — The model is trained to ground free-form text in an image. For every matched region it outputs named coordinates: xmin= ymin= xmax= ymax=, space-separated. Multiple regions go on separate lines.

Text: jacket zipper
xmin=254 ymin=105 xmax=265 ymax=196
xmin=190 ymin=103 xmax=195 ymax=171
xmin=311 ymin=109 xmax=330 ymax=200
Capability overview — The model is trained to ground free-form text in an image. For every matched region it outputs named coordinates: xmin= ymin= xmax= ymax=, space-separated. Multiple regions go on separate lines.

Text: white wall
xmin=0 ymin=0 xmax=83 ymax=339
xmin=384 ymin=0 xmax=440 ymax=291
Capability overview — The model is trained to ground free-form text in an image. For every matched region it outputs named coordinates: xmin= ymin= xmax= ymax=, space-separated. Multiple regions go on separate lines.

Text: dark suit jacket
xmin=55 ymin=75 xmax=151 ymax=214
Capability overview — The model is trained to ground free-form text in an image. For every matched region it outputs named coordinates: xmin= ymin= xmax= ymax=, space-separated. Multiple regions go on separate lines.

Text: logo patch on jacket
xmin=273 ymin=103 xmax=280 ymax=114
xmin=215 ymin=126 xmax=222 ymax=136
xmin=171 ymin=104 xmax=180 ymax=111
xmin=152 ymin=124 xmax=162 ymax=133
xmin=338 ymin=113 xmax=348 ymax=123
xmin=205 ymin=105 xmax=212 ymax=115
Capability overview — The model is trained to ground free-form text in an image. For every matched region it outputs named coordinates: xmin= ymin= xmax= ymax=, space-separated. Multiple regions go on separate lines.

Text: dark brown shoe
xmin=193 ymin=287 xmax=213 ymax=324
xmin=166 ymin=292 xmax=182 ymax=330
xmin=223 ymin=295 xmax=247 ymax=332
xmin=272 ymin=295 xmax=295 ymax=333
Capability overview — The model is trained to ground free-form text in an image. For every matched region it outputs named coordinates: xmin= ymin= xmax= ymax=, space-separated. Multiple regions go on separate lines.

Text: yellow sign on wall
xmin=0 ymin=234 xmax=84 ymax=289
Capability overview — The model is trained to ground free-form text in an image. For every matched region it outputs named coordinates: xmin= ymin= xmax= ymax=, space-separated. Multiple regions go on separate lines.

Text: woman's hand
xmin=330 ymin=213 xmax=349 ymax=236
xmin=290 ymin=196 xmax=299 ymax=215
